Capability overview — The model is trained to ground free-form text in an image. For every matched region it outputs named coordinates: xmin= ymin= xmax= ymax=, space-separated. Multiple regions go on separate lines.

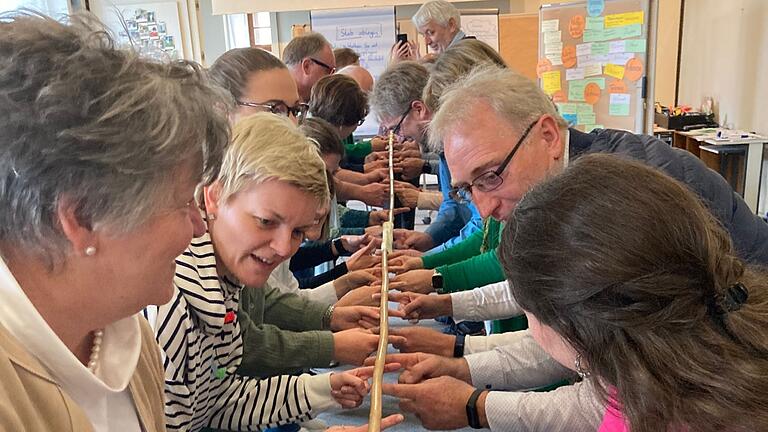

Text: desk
xmin=671 ymin=128 xmax=718 ymax=157
xmin=702 ymin=136 xmax=767 ymax=213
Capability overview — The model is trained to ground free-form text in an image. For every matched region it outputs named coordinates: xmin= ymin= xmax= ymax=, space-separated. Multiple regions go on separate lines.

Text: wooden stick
xmin=367 ymin=130 xmax=397 ymax=432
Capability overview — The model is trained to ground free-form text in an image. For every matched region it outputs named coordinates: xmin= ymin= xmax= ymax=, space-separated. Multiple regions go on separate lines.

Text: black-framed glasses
xmin=450 ymin=118 xmax=539 ymax=203
xmin=309 ymin=57 xmax=336 ymax=74
xmin=236 ymin=100 xmax=310 ymax=123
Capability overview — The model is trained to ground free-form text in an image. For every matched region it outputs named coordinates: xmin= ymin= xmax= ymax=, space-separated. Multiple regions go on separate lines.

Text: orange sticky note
xmin=608 ymin=79 xmax=627 ymax=94
xmin=562 ymin=45 xmax=577 ymax=68
xmin=537 ymin=58 xmax=553 ymax=78
xmin=584 ymin=82 xmax=601 ymax=105
xmin=604 ymin=63 xmax=625 ymax=79
xmin=551 ymin=90 xmax=567 ymax=103
xmin=569 ymin=15 xmax=585 ymax=39
xmin=625 ymin=57 xmax=644 ymax=81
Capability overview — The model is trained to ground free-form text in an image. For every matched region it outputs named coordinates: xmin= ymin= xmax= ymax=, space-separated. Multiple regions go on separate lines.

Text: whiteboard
xmin=311 ymin=7 xmax=396 ymax=136
xmin=461 ymin=14 xmax=499 ymax=51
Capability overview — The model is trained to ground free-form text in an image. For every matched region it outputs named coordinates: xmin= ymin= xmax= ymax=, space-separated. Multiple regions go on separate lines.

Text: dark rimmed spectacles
xmin=309 ymin=57 xmax=336 ymax=74
xmin=450 ymin=118 xmax=539 ymax=204
xmin=236 ymin=100 xmax=309 ymax=123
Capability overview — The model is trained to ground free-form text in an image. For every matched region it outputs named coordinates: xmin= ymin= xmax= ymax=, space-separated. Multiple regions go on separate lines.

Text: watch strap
xmin=453 ymin=334 xmax=465 ymax=358
xmin=465 ymin=388 xmax=484 ymax=429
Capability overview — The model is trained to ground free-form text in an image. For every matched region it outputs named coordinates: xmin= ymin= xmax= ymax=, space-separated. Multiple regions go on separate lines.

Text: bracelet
xmin=465 ymin=388 xmax=485 ymax=429
xmin=453 ymin=334 xmax=466 ymax=358
xmin=322 ymin=305 xmax=335 ymax=330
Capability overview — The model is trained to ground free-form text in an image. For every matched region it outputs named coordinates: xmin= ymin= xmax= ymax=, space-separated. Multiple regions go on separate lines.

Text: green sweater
xmin=342 ymin=135 xmax=372 ymax=161
xmin=421 ymin=218 xmax=505 ymax=291
xmin=421 ymin=219 xmax=526 ymax=333
xmin=237 ymin=285 xmax=334 ymax=378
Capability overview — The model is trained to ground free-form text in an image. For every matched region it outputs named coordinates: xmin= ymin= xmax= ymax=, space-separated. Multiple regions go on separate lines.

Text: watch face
xmin=431 ymin=273 xmax=444 ymax=289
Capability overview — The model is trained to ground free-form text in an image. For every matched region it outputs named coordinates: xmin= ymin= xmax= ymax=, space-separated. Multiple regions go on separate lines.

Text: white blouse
xmin=0 ymin=257 xmax=142 ymax=432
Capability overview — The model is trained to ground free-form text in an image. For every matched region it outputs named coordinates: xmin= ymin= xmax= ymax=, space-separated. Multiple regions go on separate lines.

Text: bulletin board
xmin=499 ymin=13 xmax=538 ymax=80
xmin=538 ymin=0 xmax=654 ymax=133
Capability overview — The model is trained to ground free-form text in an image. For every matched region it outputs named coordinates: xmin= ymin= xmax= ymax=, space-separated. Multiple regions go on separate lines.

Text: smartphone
xmin=396 ymin=33 xmax=408 ymax=44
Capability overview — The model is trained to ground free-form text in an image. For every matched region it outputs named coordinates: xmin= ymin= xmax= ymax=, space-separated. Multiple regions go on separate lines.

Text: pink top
xmin=598 ymin=389 xmax=629 ymax=432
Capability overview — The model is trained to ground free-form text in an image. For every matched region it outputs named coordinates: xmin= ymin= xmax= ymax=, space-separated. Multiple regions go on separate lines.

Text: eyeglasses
xmin=236 ymin=100 xmax=310 ymax=123
xmin=450 ymin=118 xmax=539 ymax=204
xmin=309 ymin=57 xmax=336 ymax=74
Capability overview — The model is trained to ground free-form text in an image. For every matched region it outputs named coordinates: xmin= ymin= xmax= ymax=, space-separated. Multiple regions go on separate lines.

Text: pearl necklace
xmin=87 ymin=329 xmax=104 ymax=373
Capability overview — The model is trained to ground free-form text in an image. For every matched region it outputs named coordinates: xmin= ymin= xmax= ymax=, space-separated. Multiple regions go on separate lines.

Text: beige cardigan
xmin=0 ymin=318 xmax=166 ymax=432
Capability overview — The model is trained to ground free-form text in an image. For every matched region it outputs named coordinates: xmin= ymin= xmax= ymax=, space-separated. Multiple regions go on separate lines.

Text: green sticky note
xmin=586 ymin=16 xmax=604 ymax=30
xmin=576 ymin=104 xmax=595 ymax=115
xmin=591 ymin=42 xmax=610 ymax=55
xmin=577 ymin=113 xmax=597 ymax=125
xmin=625 ymin=39 xmax=646 ymax=52
xmin=616 ymin=24 xmax=642 ymax=39
xmin=609 ymin=103 xmax=630 ymax=116
xmin=568 ymin=81 xmax=586 ymax=101
xmin=583 ymin=29 xmax=604 ymax=42
xmin=584 ymin=77 xmax=606 ymax=89
xmin=584 ymin=124 xmax=604 ymax=132
xmin=557 ymin=103 xmax=586 ymax=115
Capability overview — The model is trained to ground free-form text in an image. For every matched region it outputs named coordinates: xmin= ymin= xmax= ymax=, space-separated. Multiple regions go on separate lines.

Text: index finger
xmin=363 ymin=352 xmax=421 ymax=368
xmin=381 ymin=382 xmax=421 ymax=399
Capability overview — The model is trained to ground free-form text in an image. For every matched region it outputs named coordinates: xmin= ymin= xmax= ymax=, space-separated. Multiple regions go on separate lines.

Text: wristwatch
xmin=332 ymin=237 xmax=349 ymax=256
xmin=431 ymin=270 xmax=444 ymax=292
xmin=453 ymin=333 xmax=465 ymax=358
xmin=465 ymin=389 xmax=485 ymax=429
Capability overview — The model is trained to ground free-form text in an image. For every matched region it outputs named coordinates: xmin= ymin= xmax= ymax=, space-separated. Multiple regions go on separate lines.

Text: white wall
xmin=678 ymin=0 xmax=768 ymax=134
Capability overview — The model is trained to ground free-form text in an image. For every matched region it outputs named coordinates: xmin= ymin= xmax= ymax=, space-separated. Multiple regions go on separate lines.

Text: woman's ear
xmin=56 ymin=195 xmax=98 ymax=256
xmin=203 ymin=182 xmax=222 ymax=216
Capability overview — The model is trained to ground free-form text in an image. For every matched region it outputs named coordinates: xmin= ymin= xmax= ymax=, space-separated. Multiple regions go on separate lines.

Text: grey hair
xmin=428 ymin=65 xmax=567 ymax=152
xmin=0 ymin=12 xmax=230 ymax=265
xmin=370 ymin=61 xmax=429 ymax=121
xmin=423 ymin=39 xmax=506 ymax=112
xmin=283 ymin=32 xmax=331 ymax=66
xmin=412 ymin=0 xmax=461 ymax=29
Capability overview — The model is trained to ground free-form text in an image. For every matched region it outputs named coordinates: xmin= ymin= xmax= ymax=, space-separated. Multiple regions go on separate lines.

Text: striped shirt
xmin=147 ymin=226 xmax=336 ymax=431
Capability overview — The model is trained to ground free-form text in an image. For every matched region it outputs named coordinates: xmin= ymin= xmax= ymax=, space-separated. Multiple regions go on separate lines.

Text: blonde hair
xmin=215 ymin=113 xmax=329 ymax=207
xmin=428 ymin=66 xmax=567 ymax=152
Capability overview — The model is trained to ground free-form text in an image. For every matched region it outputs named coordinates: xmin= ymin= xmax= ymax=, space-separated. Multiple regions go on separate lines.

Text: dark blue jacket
xmin=571 ymin=128 xmax=768 ymax=264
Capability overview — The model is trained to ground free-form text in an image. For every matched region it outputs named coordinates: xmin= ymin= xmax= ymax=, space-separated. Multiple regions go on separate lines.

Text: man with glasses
xmin=376 ymin=66 xmax=768 ymax=431
xmin=283 ymin=32 xmax=337 ymax=103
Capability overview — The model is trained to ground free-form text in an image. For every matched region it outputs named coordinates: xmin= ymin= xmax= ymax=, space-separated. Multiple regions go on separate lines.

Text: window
xmin=224 ymin=11 xmax=272 ymax=52
xmin=0 ymin=0 xmax=69 ymax=16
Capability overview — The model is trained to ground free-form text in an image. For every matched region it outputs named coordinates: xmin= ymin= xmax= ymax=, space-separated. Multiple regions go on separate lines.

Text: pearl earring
xmin=208 ymin=213 xmax=216 ymax=221
xmin=85 ymin=246 xmax=97 ymax=256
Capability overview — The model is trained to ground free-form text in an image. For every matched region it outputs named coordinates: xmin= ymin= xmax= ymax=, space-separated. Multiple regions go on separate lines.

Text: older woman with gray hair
xmin=0 ymin=12 xmax=228 ymax=432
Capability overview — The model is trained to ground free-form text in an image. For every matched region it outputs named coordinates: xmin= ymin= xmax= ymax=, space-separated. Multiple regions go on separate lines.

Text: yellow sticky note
xmin=604 ymin=11 xmax=644 ymax=28
xmin=604 ymin=63 xmax=625 ymax=79
xmin=541 ymin=70 xmax=561 ymax=95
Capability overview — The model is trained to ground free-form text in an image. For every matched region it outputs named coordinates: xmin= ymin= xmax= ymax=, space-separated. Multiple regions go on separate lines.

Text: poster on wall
xmin=89 ymin=1 xmax=185 ymax=60
xmin=461 ymin=14 xmax=499 ymax=51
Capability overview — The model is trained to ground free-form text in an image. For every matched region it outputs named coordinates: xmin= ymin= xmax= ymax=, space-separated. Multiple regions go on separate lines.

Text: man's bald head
xmin=338 ymin=65 xmax=374 ymax=93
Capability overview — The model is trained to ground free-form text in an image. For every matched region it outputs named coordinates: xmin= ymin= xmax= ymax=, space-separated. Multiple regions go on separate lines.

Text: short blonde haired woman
xmin=152 ymin=113 xmax=400 ymax=431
